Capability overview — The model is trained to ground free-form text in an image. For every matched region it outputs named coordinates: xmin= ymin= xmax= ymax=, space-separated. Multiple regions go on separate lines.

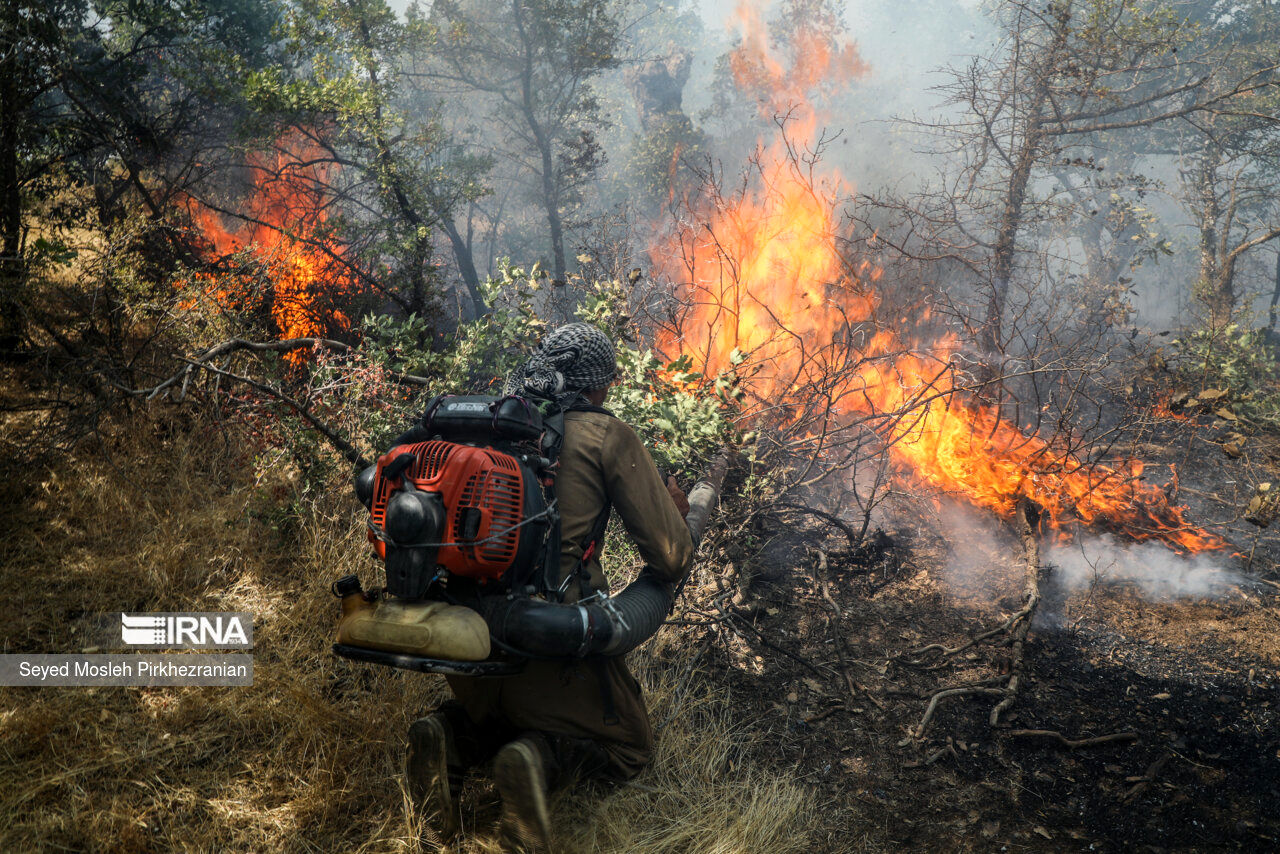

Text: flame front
xmin=182 ymin=130 xmax=361 ymax=363
xmin=654 ymin=3 xmax=1223 ymax=553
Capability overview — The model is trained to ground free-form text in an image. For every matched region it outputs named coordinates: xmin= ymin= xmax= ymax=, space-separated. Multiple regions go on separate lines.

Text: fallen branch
xmin=990 ymin=498 xmax=1044 ymax=727
xmin=776 ymin=502 xmax=861 ymax=551
xmin=1007 ymin=729 xmax=1138 ymax=749
xmin=125 ymin=337 xmax=432 ymax=401
xmin=910 ymin=683 xmax=1007 ymax=741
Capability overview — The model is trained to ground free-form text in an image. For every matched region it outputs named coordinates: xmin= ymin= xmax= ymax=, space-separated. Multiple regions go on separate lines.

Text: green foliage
xmin=1171 ymin=322 xmax=1280 ymax=426
xmin=607 ymin=348 xmax=734 ymax=474
xmin=573 ymin=274 xmax=634 ymax=344
xmin=341 ymin=263 xmax=737 ymax=477
xmin=625 ymin=113 xmax=705 ymax=203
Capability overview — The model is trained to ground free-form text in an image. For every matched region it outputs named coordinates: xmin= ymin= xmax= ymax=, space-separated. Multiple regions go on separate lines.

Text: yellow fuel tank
xmin=336 ymin=592 xmax=490 ymax=661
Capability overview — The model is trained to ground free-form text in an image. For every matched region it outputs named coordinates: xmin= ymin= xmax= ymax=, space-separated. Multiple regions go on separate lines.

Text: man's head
xmin=506 ymin=322 xmax=617 ymax=401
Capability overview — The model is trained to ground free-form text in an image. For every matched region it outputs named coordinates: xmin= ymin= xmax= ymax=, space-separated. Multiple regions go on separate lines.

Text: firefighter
xmin=405 ymin=322 xmax=693 ymax=852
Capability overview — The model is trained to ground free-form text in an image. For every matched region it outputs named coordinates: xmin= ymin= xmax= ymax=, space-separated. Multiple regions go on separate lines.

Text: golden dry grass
xmin=0 ymin=408 xmax=815 ymax=853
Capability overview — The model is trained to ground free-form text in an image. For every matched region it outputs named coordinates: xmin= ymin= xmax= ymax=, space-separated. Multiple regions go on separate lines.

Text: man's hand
xmin=666 ymin=475 xmax=690 ymax=518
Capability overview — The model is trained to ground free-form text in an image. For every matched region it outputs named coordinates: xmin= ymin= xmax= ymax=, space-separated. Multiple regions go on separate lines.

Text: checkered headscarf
xmin=505 ymin=323 xmax=617 ymax=400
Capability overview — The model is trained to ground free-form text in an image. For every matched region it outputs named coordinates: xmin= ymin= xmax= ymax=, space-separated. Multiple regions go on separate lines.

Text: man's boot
xmin=405 ymin=713 xmax=463 ymax=840
xmin=493 ymin=734 xmax=554 ymax=854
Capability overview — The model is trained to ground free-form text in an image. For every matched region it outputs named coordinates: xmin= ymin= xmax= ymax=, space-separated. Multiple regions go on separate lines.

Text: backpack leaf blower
xmin=330 ymin=394 xmax=727 ymax=677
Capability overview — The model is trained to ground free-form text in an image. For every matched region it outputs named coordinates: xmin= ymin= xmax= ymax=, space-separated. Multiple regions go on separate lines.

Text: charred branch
xmin=989 ymin=498 xmax=1044 ymax=726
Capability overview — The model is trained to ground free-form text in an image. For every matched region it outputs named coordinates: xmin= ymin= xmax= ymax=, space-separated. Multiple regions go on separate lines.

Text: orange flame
xmin=1152 ymin=395 xmax=1189 ymax=421
xmin=654 ymin=4 xmax=1223 ymax=553
xmin=182 ymin=130 xmax=362 ymax=363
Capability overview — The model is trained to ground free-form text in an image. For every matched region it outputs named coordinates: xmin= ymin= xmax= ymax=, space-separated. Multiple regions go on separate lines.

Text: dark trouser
xmin=444 ymin=655 xmax=653 ymax=784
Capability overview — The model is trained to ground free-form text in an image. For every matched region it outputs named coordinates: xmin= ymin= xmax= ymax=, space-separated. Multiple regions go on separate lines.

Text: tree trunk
xmin=512 ymin=0 xmax=567 ymax=283
xmin=540 ymin=158 xmax=567 ymax=284
xmin=1269 ymin=250 xmax=1280 ymax=332
xmin=0 ymin=3 xmax=25 ymax=354
xmin=985 ymin=123 xmax=1043 ymax=356
xmin=1194 ymin=145 xmax=1232 ymax=326
xmin=980 ymin=3 xmax=1073 ymax=361
xmin=442 ymin=216 xmax=487 ymax=318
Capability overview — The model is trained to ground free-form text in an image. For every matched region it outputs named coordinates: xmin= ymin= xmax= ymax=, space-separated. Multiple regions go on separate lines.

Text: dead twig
xmin=904 ymin=740 xmax=960 ymax=769
xmin=814 ymin=549 xmax=884 ymax=710
xmin=803 ymin=703 xmax=852 ymax=724
xmin=718 ymin=604 xmax=828 ymax=678
xmin=194 ymin=361 xmax=369 ymax=469
xmin=1007 ymin=729 xmax=1138 ymax=749
xmin=776 ymin=502 xmax=861 ymax=551
xmin=904 ymin=601 xmax=1036 ymax=663
xmin=1123 ymin=751 xmax=1172 ymax=801
xmin=123 ymin=336 xmax=432 ymax=401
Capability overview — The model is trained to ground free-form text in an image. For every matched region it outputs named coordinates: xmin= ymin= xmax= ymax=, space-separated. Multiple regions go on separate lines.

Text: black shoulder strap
xmin=565 ymin=402 xmax=615 ymax=417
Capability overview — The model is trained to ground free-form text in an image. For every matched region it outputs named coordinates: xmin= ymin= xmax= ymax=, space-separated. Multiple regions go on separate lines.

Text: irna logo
xmin=120 ymin=613 xmax=252 ymax=649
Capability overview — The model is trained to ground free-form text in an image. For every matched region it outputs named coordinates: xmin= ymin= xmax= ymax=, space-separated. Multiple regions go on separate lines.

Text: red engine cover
xmin=368 ymin=440 xmax=527 ymax=581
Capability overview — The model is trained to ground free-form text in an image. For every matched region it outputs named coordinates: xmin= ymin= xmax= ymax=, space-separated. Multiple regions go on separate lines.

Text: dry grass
xmin=555 ymin=639 xmax=816 ymax=854
xmin=0 ymin=408 xmax=815 ymax=853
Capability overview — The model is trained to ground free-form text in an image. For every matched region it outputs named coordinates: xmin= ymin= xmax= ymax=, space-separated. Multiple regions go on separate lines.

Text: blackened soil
xmin=676 ymin=505 xmax=1280 ymax=853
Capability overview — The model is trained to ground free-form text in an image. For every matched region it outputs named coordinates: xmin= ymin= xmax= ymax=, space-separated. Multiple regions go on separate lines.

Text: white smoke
xmin=930 ymin=500 xmax=1253 ymax=606
xmin=1046 ymin=535 xmax=1252 ymax=601
xmin=935 ymin=503 xmax=1018 ymax=601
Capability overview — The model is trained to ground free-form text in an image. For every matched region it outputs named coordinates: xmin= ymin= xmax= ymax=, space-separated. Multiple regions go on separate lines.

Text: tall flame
xmin=654 ymin=3 xmax=1223 ymax=553
xmin=182 ymin=130 xmax=362 ymax=363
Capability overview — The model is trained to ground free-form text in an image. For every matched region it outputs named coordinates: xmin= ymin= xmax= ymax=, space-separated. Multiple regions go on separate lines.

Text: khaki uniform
xmin=446 ymin=410 xmax=693 ymax=778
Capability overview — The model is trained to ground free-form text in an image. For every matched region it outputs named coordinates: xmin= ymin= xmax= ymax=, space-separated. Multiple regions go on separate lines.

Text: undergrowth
xmin=0 ymin=406 xmax=812 ymax=853
xmin=1170 ymin=322 xmax=1280 ymax=427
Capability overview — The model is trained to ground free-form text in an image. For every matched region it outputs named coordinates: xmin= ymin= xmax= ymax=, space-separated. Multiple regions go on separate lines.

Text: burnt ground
xmin=670 ymin=409 xmax=1280 ymax=853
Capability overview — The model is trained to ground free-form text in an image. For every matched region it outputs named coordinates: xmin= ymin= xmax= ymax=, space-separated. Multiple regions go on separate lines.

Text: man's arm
xmin=600 ymin=420 xmax=694 ymax=584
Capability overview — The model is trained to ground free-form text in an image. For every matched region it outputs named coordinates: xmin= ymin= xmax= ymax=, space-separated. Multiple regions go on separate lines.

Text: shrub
xmin=1170 ymin=322 xmax=1280 ymax=427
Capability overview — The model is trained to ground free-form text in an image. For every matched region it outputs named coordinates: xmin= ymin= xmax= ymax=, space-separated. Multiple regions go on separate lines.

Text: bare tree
xmin=884 ymin=0 xmax=1279 ymax=365
xmin=422 ymin=0 xmax=621 ymax=284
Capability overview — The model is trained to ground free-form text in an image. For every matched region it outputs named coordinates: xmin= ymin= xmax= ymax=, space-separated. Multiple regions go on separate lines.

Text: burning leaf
xmin=1245 ymin=483 xmax=1279 ymax=528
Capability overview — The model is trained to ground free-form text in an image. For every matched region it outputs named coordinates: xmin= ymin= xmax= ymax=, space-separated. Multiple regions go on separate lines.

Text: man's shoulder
xmin=564 ymin=408 xmax=641 ymax=449
xmin=564 ymin=407 xmax=617 ymax=430
xmin=563 ymin=408 xmax=613 ymax=442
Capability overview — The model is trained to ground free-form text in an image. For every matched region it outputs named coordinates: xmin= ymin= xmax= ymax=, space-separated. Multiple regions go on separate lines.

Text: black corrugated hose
xmin=479 ymin=451 xmax=731 ymax=659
